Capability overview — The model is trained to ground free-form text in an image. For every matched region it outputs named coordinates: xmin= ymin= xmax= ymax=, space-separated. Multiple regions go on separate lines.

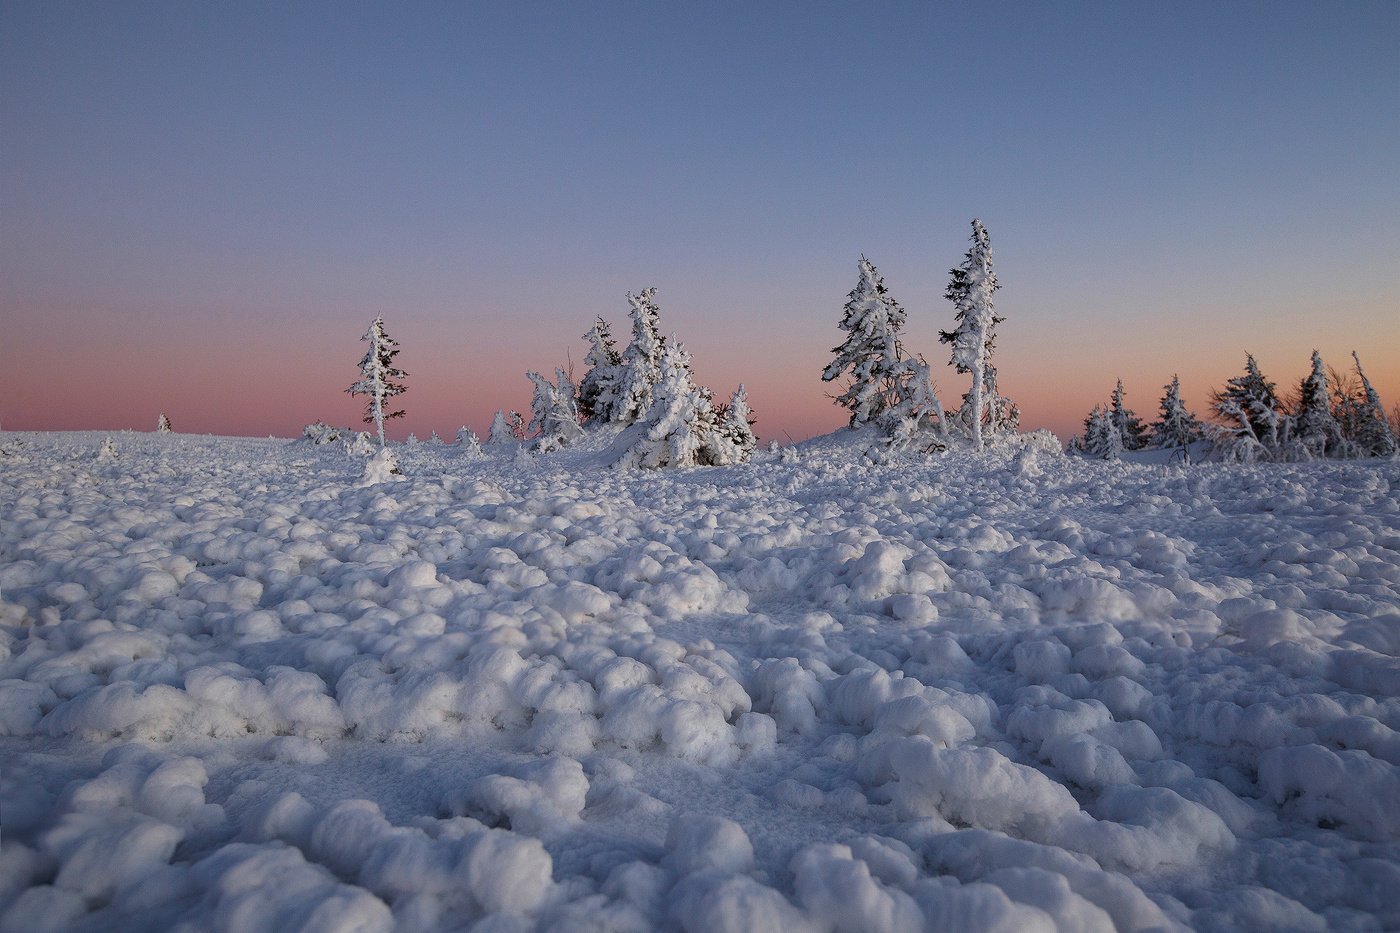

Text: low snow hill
xmin=1 ymin=429 xmax=1397 ymax=931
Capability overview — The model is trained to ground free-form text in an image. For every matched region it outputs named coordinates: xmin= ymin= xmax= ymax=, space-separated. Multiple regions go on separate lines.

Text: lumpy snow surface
xmin=2 ymin=430 xmax=1398 ymax=931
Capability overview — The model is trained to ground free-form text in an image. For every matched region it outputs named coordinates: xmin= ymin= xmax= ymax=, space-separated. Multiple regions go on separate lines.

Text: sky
xmin=2 ymin=1 xmax=1397 ymax=443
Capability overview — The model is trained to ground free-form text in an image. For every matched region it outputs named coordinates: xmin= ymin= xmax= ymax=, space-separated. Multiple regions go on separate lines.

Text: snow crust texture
xmin=2 ymin=430 xmax=1398 ymax=931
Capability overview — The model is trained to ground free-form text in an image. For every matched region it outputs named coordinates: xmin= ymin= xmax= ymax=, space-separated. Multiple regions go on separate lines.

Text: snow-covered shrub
xmin=360 ymin=447 xmax=401 ymax=485
xmin=344 ymin=431 xmax=375 ymax=457
xmin=1211 ymin=353 xmax=1287 ymax=453
xmin=96 ymin=436 xmax=119 ymax=461
xmin=1150 ymin=374 xmax=1202 ymax=459
xmin=1108 ymin=379 xmax=1147 ymax=451
xmin=874 ymin=358 xmax=950 ymax=456
xmin=456 ymin=426 xmax=483 ymax=458
xmin=156 ymin=413 xmax=172 ymax=433
xmin=1348 ymin=352 xmax=1397 ymax=457
xmin=485 ymin=411 xmax=519 ymax=452
xmin=302 ymin=421 xmax=342 ymax=445
xmin=610 ymin=288 xmax=665 ymax=425
xmin=578 ymin=317 xmax=623 ymax=425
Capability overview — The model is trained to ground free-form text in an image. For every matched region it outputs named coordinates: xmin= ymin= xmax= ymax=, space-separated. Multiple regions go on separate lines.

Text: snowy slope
xmin=1 ymin=429 xmax=1398 ymax=931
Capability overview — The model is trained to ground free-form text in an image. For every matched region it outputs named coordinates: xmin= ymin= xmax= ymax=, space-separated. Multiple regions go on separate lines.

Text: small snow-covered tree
xmin=1081 ymin=405 xmax=1122 ymax=460
xmin=156 ymin=413 xmax=172 ymax=433
xmin=1293 ymin=351 xmax=1342 ymax=457
xmin=578 ymin=317 xmax=623 ymax=424
xmin=347 ymin=317 xmax=408 ymax=447
xmin=822 ymin=256 xmax=908 ymax=427
xmin=486 ymin=410 xmax=517 ymax=449
xmin=617 ymin=339 xmax=747 ymax=468
xmin=712 ymin=384 xmax=758 ymax=464
xmin=611 ymin=288 xmax=666 ymax=425
xmin=1108 ymin=379 xmax=1148 ymax=451
xmin=1211 ymin=353 xmax=1285 ymax=449
xmin=877 ymin=357 xmax=949 ymax=455
xmin=97 ymin=436 xmax=119 ymax=461
xmin=527 ymin=369 xmax=584 ymax=452
xmin=456 ymin=426 xmax=483 ymax=458
xmin=940 ymin=219 xmax=1002 ymax=450
xmin=1350 ymin=351 xmax=1397 ymax=456
xmin=1150 ymin=374 xmax=1202 ymax=458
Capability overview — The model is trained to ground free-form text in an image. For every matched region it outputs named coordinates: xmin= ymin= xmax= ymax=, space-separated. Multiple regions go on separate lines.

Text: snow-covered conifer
xmin=428 ymin=430 xmax=443 ymax=445
xmin=405 ymin=433 xmax=420 ymax=446
xmin=97 ymin=436 xmax=118 ymax=461
xmin=939 ymin=220 xmax=1002 ymax=450
xmin=1081 ymin=405 xmax=1122 ymax=460
xmin=617 ymin=339 xmax=731 ymax=468
xmin=1293 ymin=351 xmax=1342 ymax=457
xmin=1150 ymin=374 xmax=1202 ymax=458
xmin=1211 ymin=353 xmax=1285 ymax=448
xmin=345 ymin=431 xmax=375 ymax=457
xmin=156 ymin=413 xmax=172 ymax=433
xmin=1109 ymin=379 xmax=1148 ymax=451
xmin=822 ymin=256 xmax=907 ymax=427
xmin=712 ymin=384 xmax=758 ymax=464
xmin=456 ymin=426 xmax=483 ymax=457
xmin=360 ymin=446 xmax=401 ymax=485
xmin=612 ymin=288 xmax=665 ymax=424
xmin=578 ymin=318 xmax=623 ymax=424
xmin=347 ymin=317 xmax=408 ymax=447
xmin=1350 ymin=352 xmax=1397 ymax=456
xmin=486 ymin=410 xmax=517 ymax=450
xmin=527 ymin=369 xmax=584 ymax=453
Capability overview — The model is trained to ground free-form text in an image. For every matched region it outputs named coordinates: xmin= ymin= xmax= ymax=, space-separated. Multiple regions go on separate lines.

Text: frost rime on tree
xmin=1109 ymin=379 xmax=1148 ymax=451
xmin=486 ymin=410 xmax=517 ymax=450
xmin=611 ymin=288 xmax=665 ymax=425
xmin=456 ymin=426 xmax=483 ymax=458
xmin=822 ymin=256 xmax=908 ymax=427
xmin=617 ymin=339 xmax=748 ymax=468
xmin=156 ymin=413 xmax=172 ymax=434
xmin=1211 ymin=353 xmax=1286 ymax=450
xmin=1150 ymin=374 xmax=1202 ymax=458
xmin=940 ymin=220 xmax=1003 ymax=450
xmin=876 ymin=358 xmax=949 ymax=455
xmin=957 ymin=364 xmax=1019 ymax=439
xmin=346 ymin=317 xmax=407 ymax=448
xmin=527 ymin=369 xmax=584 ymax=453
xmin=1080 ymin=405 xmax=1122 ymax=460
xmin=578 ymin=317 xmax=623 ymax=424
xmin=1293 ymin=351 xmax=1343 ymax=457
xmin=714 ymin=384 xmax=758 ymax=464
xmin=1350 ymin=352 xmax=1397 ymax=456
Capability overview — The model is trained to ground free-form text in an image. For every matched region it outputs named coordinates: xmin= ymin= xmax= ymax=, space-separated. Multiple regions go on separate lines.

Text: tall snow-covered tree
xmin=1150 ymin=374 xmax=1202 ymax=457
xmin=578 ymin=317 xmax=623 ymax=424
xmin=821 ymin=256 xmax=908 ymax=426
xmin=940 ymin=219 xmax=1002 ymax=450
xmin=1351 ymin=351 xmax=1397 ymax=456
xmin=1109 ymin=379 xmax=1148 ymax=451
xmin=527 ymin=369 xmax=584 ymax=452
xmin=1293 ymin=351 xmax=1342 ymax=457
xmin=1211 ymin=353 xmax=1285 ymax=448
xmin=611 ymin=288 xmax=666 ymax=425
xmin=156 ymin=413 xmax=172 ymax=433
xmin=347 ymin=317 xmax=408 ymax=447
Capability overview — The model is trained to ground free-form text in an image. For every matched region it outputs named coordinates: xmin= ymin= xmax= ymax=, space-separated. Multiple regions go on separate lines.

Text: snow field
xmin=1 ymin=430 xmax=1398 ymax=930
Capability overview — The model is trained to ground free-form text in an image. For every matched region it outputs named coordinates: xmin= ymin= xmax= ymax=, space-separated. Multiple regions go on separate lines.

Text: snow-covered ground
xmin=2 ymin=429 xmax=1398 ymax=932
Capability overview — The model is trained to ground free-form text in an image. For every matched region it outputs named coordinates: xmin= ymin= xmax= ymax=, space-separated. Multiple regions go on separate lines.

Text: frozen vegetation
xmin=2 ymin=428 xmax=1398 ymax=931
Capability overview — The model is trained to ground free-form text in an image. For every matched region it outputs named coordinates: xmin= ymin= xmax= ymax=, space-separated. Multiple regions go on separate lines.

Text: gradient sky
xmin=3 ymin=1 xmax=1397 ymax=443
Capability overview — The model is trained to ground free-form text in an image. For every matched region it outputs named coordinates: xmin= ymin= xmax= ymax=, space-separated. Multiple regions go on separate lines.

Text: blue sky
xmin=3 ymin=1 xmax=1397 ymax=440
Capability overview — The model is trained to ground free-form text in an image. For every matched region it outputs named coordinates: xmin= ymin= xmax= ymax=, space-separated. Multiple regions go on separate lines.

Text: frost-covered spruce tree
xmin=1082 ymin=405 xmax=1122 ymax=460
xmin=527 ymin=369 xmax=584 ymax=453
xmin=346 ymin=316 xmax=408 ymax=447
xmin=611 ymin=288 xmax=665 ymax=424
xmin=156 ymin=413 xmax=172 ymax=433
xmin=1293 ymin=351 xmax=1342 ymax=457
xmin=618 ymin=339 xmax=736 ymax=468
xmin=1150 ymin=374 xmax=1202 ymax=457
xmin=1211 ymin=353 xmax=1285 ymax=448
xmin=1109 ymin=379 xmax=1148 ymax=451
xmin=486 ymin=410 xmax=517 ymax=450
xmin=578 ymin=317 xmax=623 ymax=424
xmin=1351 ymin=351 xmax=1397 ymax=456
xmin=822 ymin=256 xmax=908 ymax=427
xmin=713 ymin=384 xmax=757 ymax=464
xmin=939 ymin=219 xmax=1002 ymax=450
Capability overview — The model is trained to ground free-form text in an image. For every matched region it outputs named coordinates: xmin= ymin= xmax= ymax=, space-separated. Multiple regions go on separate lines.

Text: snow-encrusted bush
xmin=344 ymin=431 xmax=375 ymax=457
xmin=457 ymin=426 xmax=483 ymax=458
xmin=156 ymin=413 xmax=172 ymax=434
xmin=360 ymin=447 xmax=401 ymax=485
xmin=96 ymin=436 xmax=119 ymax=461
xmin=302 ymin=421 xmax=343 ymax=445
xmin=614 ymin=340 xmax=750 ymax=469
xmin=527 ymin=369 xmax=584 ymax=453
